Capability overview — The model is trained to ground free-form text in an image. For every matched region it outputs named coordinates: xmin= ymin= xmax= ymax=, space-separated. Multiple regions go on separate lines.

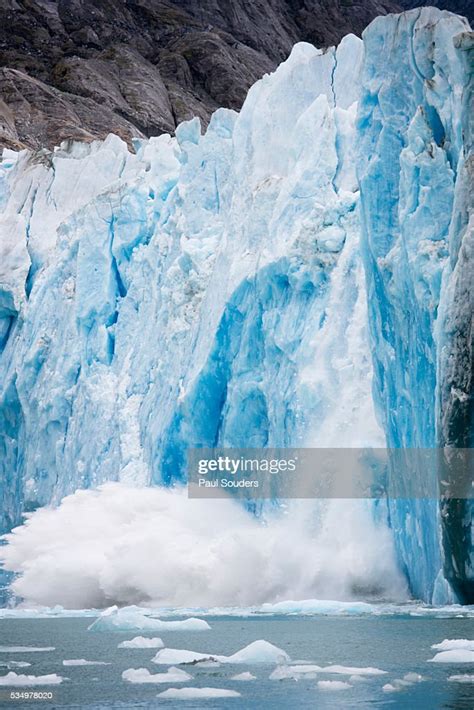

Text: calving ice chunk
xmin=0 ymin=7 xmax=472 ymax=608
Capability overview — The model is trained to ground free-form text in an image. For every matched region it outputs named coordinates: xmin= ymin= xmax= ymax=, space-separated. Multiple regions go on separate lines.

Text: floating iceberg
xmin=88 ymin=606 xmax=209 ymax=632
xmin=153 ymin=640 xmax=289 ymax=665
xmin=118 ymin=636 xmax=164 ymax=649
xmin=321 ymin=665 xmax=386 ymax=676
xmin=317 ymin=680 xmax=352 ymax=690
xmin=0 ymin=672 xmax=63 ymax=685
xmin=0 ymin=661 xmax=31 ymax=669
xmin=432 ymin=639 xmax=474 ymax=650
xmin=230 ymin=672 xmax=256 ymax=681
xmin=270 ymin=665 xmax=321 ymax=680
xmin=158 ymin=687 xmax=241 ymax=699
xmin=260 ymin=600 xmax=374 ymax=615
xmin=62 ymin=659 xmax=110 ymax=666
xmin=122 ymin=667 xmax=192 ymax=684
xmin=0 ymin=646 xmax=55 ymax=653
xmin=382 ymin=673 xmax=424 ymax=691
xmin=428 ymin=649 xmax=474 ymax=663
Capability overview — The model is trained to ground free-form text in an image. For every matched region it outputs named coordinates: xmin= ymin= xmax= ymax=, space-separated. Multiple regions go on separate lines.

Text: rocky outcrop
xmin=0 ymin=1 xmax=471 ymax=150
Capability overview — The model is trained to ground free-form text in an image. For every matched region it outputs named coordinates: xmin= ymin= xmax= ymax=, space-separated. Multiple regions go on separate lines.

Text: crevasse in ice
xmin=0 ymin=8 xmax=472 ymax=603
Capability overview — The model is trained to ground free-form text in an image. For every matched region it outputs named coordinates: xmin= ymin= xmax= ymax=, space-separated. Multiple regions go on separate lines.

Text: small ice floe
xmin=448 ymin=674 xmax=474 ymax=683
xmin=63 ymin=659 xmax=110 ymax=666
xmin=122 ymin=667 xmax=191 ymax=684
xmin=88 ymin=606 xmax=210 ymax=633
xmin=321 ymin=665 xmax=386 ymax=676
xmin=0 ymin=672 xmax=63 ymax=686
xmin=432 ymin=639 xmax=474 ymax=651
xmin=231 ymin=672 xmax=256 ymax=681
xmin=157 ymin=687 xmax=241 ymax=699
xmin=0 ymin=661 xmax=31 ymax=669
xmin=0 ymin=646 xmax=55 ymax=653
xmin=118 ymin=637 xmax=164 ymax=649
xmin=194 ymin=660 xmax=221 ymax=668
xmin=382 ymin=674 xmax=424 ymax=692
xmin=152 ymin=640 xmax=289 ymax=665
xmin=317 ymin=680 xmax=352 ymax=691
xmin=428 ymin=649 xmax=474 ymax=663
xmin=270 ymin=665 xmax=321 ymax=680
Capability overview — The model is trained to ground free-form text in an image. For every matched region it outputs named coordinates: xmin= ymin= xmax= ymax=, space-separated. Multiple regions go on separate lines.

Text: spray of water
xmin=1 ymin=483 xmax=407 ymax=609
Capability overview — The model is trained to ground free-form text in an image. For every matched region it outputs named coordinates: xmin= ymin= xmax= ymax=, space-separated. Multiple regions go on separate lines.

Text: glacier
xmin=0 ymin=8 xmax=472 ymax=606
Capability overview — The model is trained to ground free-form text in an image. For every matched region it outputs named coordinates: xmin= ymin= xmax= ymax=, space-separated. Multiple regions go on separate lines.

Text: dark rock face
xmin=400 ymin=1 xmax=473 ymax=23
xmin=0 ymin=0 xmax=471 ymax=150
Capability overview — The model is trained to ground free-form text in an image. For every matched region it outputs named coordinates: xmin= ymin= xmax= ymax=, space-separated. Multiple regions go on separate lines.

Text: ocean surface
xmin=0 ymin=612 xmax=473 ymax=708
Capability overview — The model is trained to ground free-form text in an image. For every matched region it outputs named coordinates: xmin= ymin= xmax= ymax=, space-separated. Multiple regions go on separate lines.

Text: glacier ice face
xmin=0 ymin=33 xmax=369 ymax=511
xmin=0 ymin=10 xmax=472 ymax=605
xmin=357 ymin=7 xmax=473 ymax=602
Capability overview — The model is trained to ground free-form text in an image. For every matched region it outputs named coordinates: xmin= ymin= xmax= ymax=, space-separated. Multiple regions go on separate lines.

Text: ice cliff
xmin=0 ymin=8 xmax=472 ymax=605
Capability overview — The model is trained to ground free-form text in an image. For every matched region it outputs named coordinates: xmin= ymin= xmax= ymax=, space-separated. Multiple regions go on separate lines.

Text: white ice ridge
xmin=0 ymin=7 xmax=472 ymax=607
xmin=152 ymin=640 xmax=290 ymax=665
xmin=0 ymin=672 xmax=63 ymax=685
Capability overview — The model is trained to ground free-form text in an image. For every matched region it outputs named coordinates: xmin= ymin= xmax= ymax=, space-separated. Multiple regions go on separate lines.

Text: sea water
xmin=0 ymin=613 xmax=473 ymax=708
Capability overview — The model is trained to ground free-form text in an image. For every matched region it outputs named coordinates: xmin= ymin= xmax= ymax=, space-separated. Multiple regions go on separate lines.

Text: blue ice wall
xmin=0 ymin=10 xmax=472 ymax=604
xmin=357 ymin=8 xmax=472 ymax=602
